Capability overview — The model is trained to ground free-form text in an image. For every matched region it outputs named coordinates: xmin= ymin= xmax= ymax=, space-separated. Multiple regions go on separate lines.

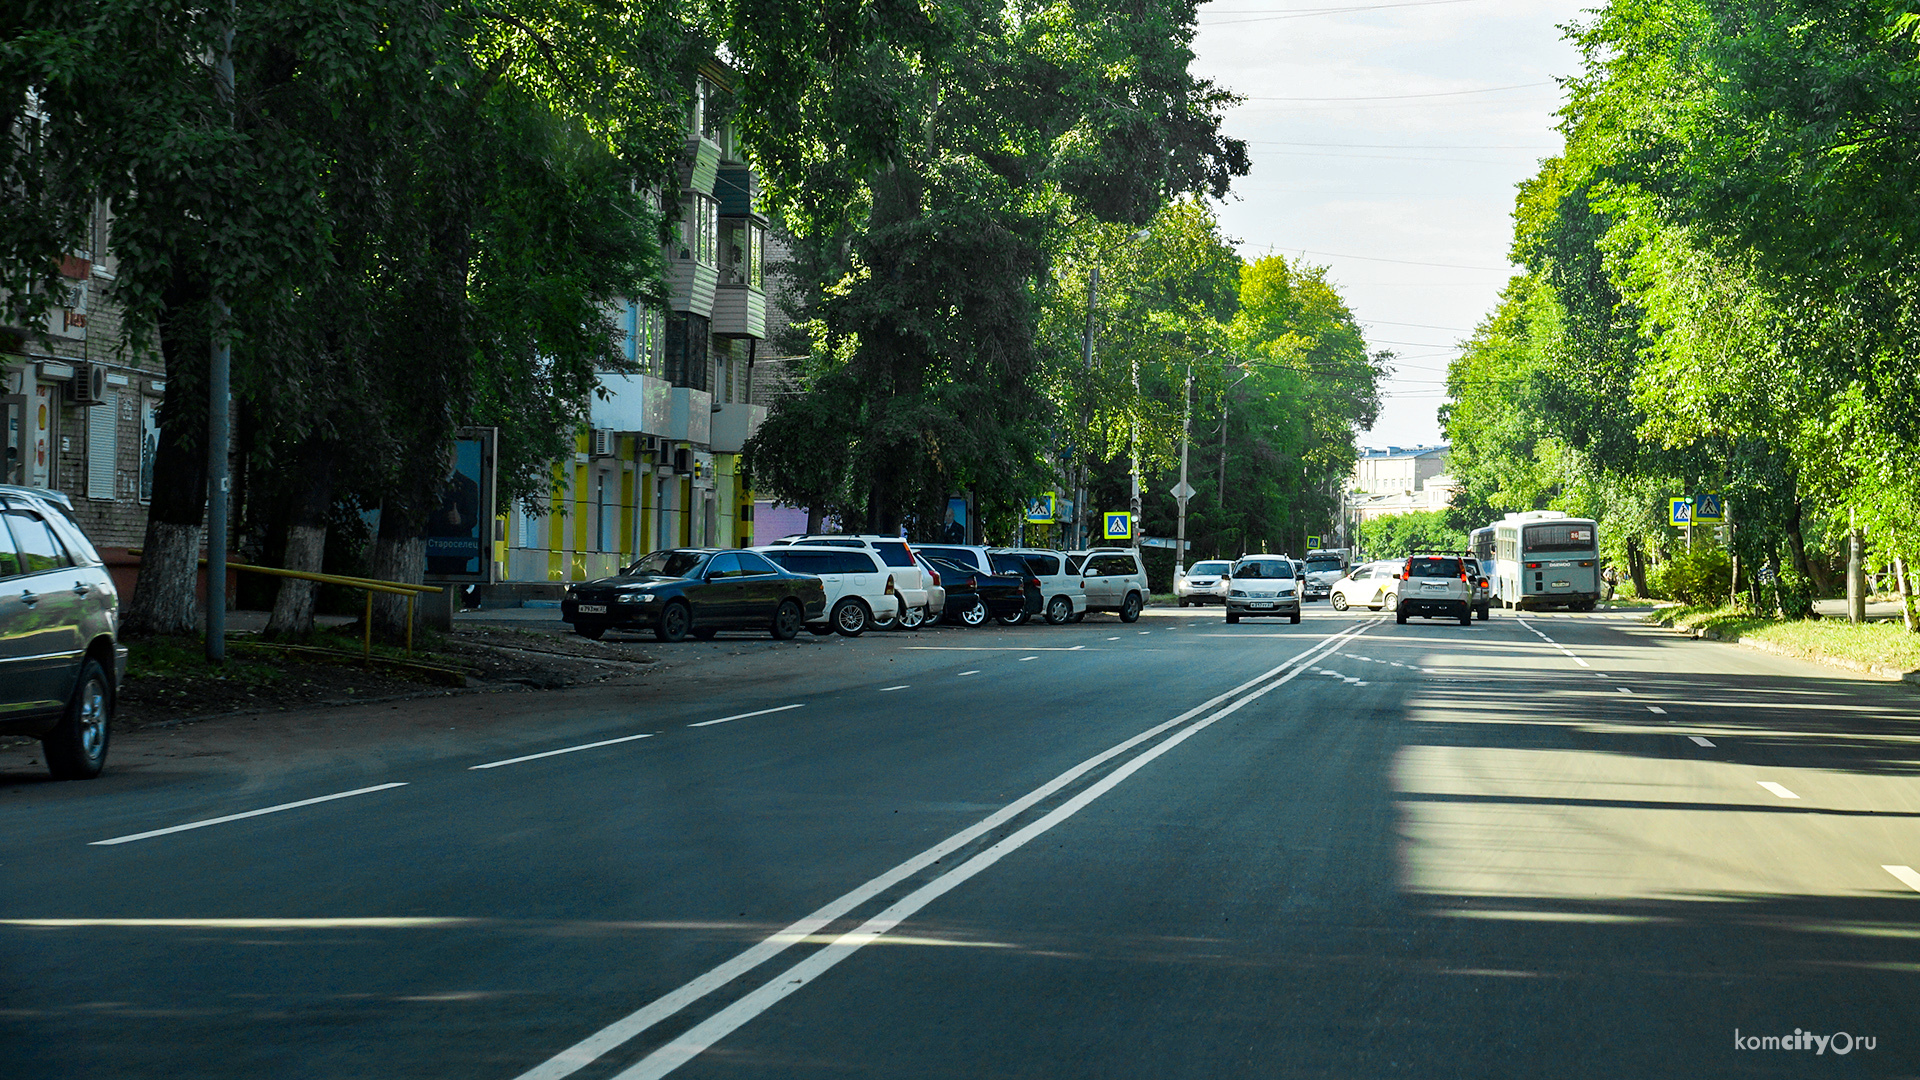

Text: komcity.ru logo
xmin=1734 ymin=1029 xmax=1876 ymax=1055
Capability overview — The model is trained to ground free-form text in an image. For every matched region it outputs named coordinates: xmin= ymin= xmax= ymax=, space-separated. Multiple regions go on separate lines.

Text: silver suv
xmin=1395 ymin=553 xmax=1475 ymax=626
xmin=1070 ymin=547 xmax=1148 ymax=622
xmin=0 ymin=486 xmax=126 ymax=779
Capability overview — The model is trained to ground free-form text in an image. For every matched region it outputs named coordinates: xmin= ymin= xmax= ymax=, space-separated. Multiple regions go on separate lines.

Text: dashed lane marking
xmin=1688 ymin=736 xmax=1714 ymax=747
xmin=878 ymin=686 xmax=909 ymax=692
xmin=1883 ymin=865 xmax=1920 ymax=893
xmin=1647 ymin=706 xmax=1667 ymax=715
xmin=1757 ymin=781 xmax=1800 ymax=800
xmin=91 ymin=784 xmax=410 ymax=846
xmin=957 ymin=670 xmax=980 ymax=676
xmin=474 ymin=734 xmax=656 ymax=768
xmin=689 ymin=704 xmax=807 ymax=729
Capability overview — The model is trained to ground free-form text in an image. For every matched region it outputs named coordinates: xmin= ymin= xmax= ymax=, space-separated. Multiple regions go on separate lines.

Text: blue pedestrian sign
xmin=1669 ymin=497 xmax=1693 ymax=526
xmin=1103 ymin=512 xmax=1133 ymax=541
xmin=1692 ymin=492 xmax=1725 ymax=523
xmin=1025 ymin=492 xmax=1057 ymax=524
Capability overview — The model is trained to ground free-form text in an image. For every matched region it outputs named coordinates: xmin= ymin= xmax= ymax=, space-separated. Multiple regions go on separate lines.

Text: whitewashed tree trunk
xmin=123 ymin=520 xmax=203 ymax=636
xmin=264 ymin=524 xmax=326 ymax=638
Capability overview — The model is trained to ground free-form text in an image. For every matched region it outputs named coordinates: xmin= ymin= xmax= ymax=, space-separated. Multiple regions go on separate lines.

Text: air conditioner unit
xmin=673 ymin=447 xmax=691 ymax=474
xmin=69 ymin=362 xmax=108 ymax=406
xmin=589 ymin=428 xmax=616 ymax=458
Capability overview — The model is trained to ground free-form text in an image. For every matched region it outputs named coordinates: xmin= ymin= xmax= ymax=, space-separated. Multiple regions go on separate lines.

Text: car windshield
xmin=1232 ymin=559 xmax=1292 ymax=579
xmin=622 ymin=550 xmax=710 ymax=579
xmin=1305 ymin=557 xmax=1342 ymax=572
xmin=1188 ymin=561 xmax=1229 ymax=575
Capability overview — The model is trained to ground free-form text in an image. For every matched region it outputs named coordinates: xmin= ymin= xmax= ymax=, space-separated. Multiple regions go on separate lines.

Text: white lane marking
xmin=1138 ymin=631 xmax=1151 ymax=635
xmin=90 ymin=784 xmax=409 ymax=846
xmin=904 ymin=646 xmax=1096 ymax=652
xmin=0 ymin=917 xmax=478 ymax=929
xmin=1391 ymin=661 xmax=1404 ymax=667
xmin=688 ymin=704 xmax=806 ymax=729
xmin=957 ymin=670 xmax=980 ymax=676
xmin=598 ymin=627 xmax=1366 ymax=1080
xmin=1106 ymin=637 xmax=1120 ymax=641
xmin=1757 ymin=781 xmax=1800 ymax=800
xmin=1017 ymin=656 xmax=1038 ymax=662
xmin=1647 ymin=706 xmax=1667 ymax=715
xmin=878 ymin=685 xmax=909 ymax=692
xmin=512 ymin=622 xmax=1374 ymax=1080
xmin=1883 ymin=865 xmax=1920 ymax=893
xmin=1069 ymin=645 xmax=1086 ymax=651
xmin=1688 ymin=736 xmax=1715 ymax=747
xmin=473 ymin=734 xmax=656 ymax=769
xmin=1616 ymin=687 xmax=1633 ymax=694
xmin=1573 ymin=658 xmax=1590 ymax=667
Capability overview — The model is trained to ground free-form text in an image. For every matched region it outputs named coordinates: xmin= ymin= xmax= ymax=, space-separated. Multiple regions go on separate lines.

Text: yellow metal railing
xmin=131 ymin=553 xmax=445 ymax=658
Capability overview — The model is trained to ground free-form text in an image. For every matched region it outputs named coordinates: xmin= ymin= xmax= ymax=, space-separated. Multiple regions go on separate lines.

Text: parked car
xmin=1223 ymin=554 xmax=1302 ymax=624
xmin=1394 ymin=553 xmax=1475 ymax=626
xmin=912 ymin=554 xmax=946 ymax=628
xmin=1174 ymin=559 xmax=1232 ymax=606
xmin=562 ymin=548 xmax=827 ymax=642
xmin=756 ymin=546 xmax=909 ymax=636
xmin=759 ymin=535 xmax=929 ymax=614
xmin=1329 ymin=561 xmax=1399 ymax=612
xmin=914 ymin=544 xmax=995 ymax=575
xmin=1071 ymin=547 xmax=1148 ymax=622
xmin=925 ymin=555 xmax=1027 ymax=626
xmin=987 ymin=551 xmax=1046 ymax=625
xmin=0 ymin=485 xmax=126 ymax=780
xmin=996 ymin=548 xmax=1088 ymax=625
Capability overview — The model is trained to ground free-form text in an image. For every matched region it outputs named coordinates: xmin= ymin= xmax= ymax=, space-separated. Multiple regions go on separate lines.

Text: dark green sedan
xmin=561 ymin=548 xmax=828 ymax=642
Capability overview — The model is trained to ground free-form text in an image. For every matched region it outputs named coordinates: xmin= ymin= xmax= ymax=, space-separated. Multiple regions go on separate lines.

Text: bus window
xmin=1523 ymin=523 xmax=1596 ymax=552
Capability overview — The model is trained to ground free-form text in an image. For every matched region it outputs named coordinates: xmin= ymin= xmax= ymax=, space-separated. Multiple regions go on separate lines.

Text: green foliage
xmin=1356 ymin=511 xmax=1464 ymax=560
xmin=1773 ymin=568 xmax=1816 ymax=620
xmin=1656 ymin=541 xmax=1733 ymax=607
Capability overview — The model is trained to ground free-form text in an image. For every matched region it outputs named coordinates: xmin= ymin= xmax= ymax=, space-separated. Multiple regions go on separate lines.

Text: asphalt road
xmin=4 ymin=602 xmax=1919 ymax=1078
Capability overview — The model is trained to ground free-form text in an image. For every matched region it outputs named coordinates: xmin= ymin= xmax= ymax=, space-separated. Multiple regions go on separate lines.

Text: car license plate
xmin=1252 ymin=601 xmax=1274 ymax=609
xmin=577 ymin=604 xmax=608 ymax=614
xmin=1422 ymin=582 xmax=1447 ymax=589
xmin=1551 ymin=581 xmax=1570 ymax=589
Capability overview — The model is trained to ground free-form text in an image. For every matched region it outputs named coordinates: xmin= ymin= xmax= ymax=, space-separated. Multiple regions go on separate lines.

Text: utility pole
xmin=206 ymin=10 xmax=235 ymax=664
xmin=1174 ymin=363 xmax=1193 ymax=571
xmin=1848 ymin=507 xmax=1867 ymax=624
xmin=1128 ymin=337 xmax=1140 ymax=552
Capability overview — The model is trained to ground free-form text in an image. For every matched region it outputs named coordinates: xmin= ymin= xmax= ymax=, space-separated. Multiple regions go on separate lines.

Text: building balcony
xmin=711 ymin=284 xmax=765 ymax=339
xmin=590 ymin=373 xmax=672 ymax=437
xmin=679 ymin=136 xmax=721 ymax=198
xmin=669 ymin=386 xmax=713 ymax=445
xmin=668 ymin=260 xmax=718 ymax=318
xmin=710 ymin=402 xmax=766 ymax=454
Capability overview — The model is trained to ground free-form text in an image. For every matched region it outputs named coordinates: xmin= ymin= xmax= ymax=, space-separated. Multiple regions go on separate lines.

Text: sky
xmin=1190 ymin=0 xmax=1591 ymax=448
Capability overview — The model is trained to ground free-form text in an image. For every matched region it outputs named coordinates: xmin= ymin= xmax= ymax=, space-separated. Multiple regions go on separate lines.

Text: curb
xmin=1678 ymin=625 xmax=1920 ymax=687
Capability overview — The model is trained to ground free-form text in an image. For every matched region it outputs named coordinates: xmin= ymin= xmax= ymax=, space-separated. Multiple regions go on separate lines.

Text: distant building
xmin=1347 ymin=444 xmax=1454 ymax=522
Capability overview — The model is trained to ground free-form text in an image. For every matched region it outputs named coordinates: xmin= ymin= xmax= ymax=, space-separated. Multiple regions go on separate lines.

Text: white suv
xmin=763 ymin=535 xmax=928 ymax=616
xmin=1071 ymin=547 xmax=1148 ymax=622
xmin=756 ymin=546 xmax=913 ymax=635
xmin=995 ymin=548 xmax=1087 ymax=625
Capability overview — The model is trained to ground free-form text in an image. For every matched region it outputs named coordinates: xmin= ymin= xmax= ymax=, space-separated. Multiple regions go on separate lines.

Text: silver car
xmin=1224 ymin=555 xmax=1302 ymax=625
xmin=0 ymin=485 xmax=126 ymax=779
xmin=1175 ymin=559 xmax=1232 ymax=606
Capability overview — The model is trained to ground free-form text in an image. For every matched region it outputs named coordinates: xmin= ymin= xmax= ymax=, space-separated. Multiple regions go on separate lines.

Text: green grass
xmin=1649 ymin=604 xmax=1920 ymax=673
xmin=126 ymin=635 xmax=288 ymax=686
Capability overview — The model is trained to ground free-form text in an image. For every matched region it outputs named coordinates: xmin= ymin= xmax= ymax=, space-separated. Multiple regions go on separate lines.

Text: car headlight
xmin=618 ymin=592 xmax=658 ymax=603
xmin=1229 ymin=589 xmax=1246 ymax=598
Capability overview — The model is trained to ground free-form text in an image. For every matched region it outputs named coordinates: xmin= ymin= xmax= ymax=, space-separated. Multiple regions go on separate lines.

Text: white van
xmin=761 ymin=535 xmax=929 ymax=618
xmin=755 ymin=546 xmax=909 ymax=636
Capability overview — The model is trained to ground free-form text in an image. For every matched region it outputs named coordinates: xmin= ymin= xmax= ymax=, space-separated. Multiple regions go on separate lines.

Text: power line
xmin=1247 ymin=246 xmax=1514 ymax=271
xmin=1239 ymin=81 xmax=1555 ymax=102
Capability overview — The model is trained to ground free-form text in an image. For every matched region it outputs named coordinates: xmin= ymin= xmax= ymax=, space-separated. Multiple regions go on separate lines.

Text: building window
xmin=86 ymin=393 xmax=117 ymax=501
xmin=698 ymin=197 xmax=716 ymax=265
xmin=748 ymin=222 xmax=764 ymax=289
xmin=719 ymin=220 xmax=744 ymax=285
xmin=666 ymin=313 xmax=710 ymax=391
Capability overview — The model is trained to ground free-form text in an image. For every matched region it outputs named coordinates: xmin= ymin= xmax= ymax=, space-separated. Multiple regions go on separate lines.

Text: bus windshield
xmin=1523 ymin=523 xmax=1596 ymax=553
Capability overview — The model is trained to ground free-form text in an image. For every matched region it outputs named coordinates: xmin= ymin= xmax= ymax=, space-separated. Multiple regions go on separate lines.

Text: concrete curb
xmin=1678 ymin=625 xmax=1920 ymax=687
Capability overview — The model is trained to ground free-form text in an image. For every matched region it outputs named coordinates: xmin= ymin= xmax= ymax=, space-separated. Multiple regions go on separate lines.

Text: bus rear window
xmin=1523 ymin=523 xmax=1595 ymax=552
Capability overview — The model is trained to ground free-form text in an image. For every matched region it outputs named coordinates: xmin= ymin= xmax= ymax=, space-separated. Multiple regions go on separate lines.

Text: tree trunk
xmin=124 ymin=267 xmax=211 ymax=637
xmin=806 ymin=506 xmax=824 ymax=533
xmin=263 ymin=437 xmax=337 ymax=639
xmin=1897 ymin=554 xmax=1916 ymax=634
xmin=1626 ymin=534 xmax=1649 ymax=598
xmin=369 ymin=466 xmax=435 ymax=640
xmin=1848 ymin=521 xmax=1867 ymax=624
xmin=1786 ymin=500 xmax=1828 ymax=596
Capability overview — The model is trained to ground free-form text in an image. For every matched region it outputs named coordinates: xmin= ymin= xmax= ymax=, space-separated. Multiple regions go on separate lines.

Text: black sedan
xmin=925 ymin=555 xmax=1028 ymax=627
xmin=561 ymin=548 xmax=827 ymax=642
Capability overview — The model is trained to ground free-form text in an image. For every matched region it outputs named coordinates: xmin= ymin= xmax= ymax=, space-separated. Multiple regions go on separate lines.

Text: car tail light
xmin=1029 ymin=576 xmax=1041 ymax=588
xmin=1579 ymin=559 xmax=1595 ymax=567
xmin=885 ymin=575 xmax=896 ymax=594
xmin=1526 ymin=562 xmax=1541 ymax=569
xmin=926 ymin=567 xmax=941 ymax=586
xmin=966 ymin=575 xmax=978 ymax=588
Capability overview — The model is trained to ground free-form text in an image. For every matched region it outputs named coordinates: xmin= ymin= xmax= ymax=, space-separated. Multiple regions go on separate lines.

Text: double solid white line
xmin=513 ymin=622 xmax=1373 ymax=1080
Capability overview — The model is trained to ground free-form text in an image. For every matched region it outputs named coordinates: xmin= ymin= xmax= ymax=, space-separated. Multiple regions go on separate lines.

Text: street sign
xmin=1170 ymin=480 xmax=1197 ymax=501
xmin=1692 ymin=491 xmax=1725 ymax=523
xmin=1307 ymin=534 xmax=1323 ymax=549
xmin=1025 ymin=492 xmax=1056 ymax=524
xmin=1103 ymin=512 xmax=1133 ymax=541
xmin=1669 ymin=498 xmax=1693 ymax=526
xmin=1141 ymin=537 xmax=1177 ymax=549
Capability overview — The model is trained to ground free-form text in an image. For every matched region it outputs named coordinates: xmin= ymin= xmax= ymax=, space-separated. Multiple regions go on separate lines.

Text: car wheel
xmin=1476 ymin=605 xmax=1488 ymax=621
xmin=1395 ymin=606 xmax=1408 ymax=625
xmin=1119 ymin=593 xmax=1142 ymax=622
xmin=832 ymin=598 xmax=870 ymax=637
xmin=1385 ymin=593 xmax=1399 ymax=612
xmin=655 ymin=601 xmax=691 ymax=643
xmin=1290 ymin=610 xmax=1301 ymax=625
xmin=574 ymin=622 xmax=607 ymax=641
xmin=1330 ymin=592 xmax=1349 ymax=612
xmin=1045 ymin=595 xmax=1073 ymax=625
xmin=692 ymin=627 xmax=719 ymax=640
xmin=959 ymin=599 xmax=991 ymax=627
xmin=44 ymin=657 xmax=110 ymax=780
xmin=1459 ymin=608 xmax=1472 ymax=626
xmin=997 ymin=607 xmax=1030 ymax=626
xmin=771 ymin=599 xmax=803 ymax=640
xmin=900 ymin=603 xmax=927 ymax=630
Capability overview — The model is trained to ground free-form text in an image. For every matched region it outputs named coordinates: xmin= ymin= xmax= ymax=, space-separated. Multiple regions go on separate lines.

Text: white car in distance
xmin=1329 ymin=561 xmax=1401 ymax=612
xmin=1175 ymin=559 xmax=1232 ymax=606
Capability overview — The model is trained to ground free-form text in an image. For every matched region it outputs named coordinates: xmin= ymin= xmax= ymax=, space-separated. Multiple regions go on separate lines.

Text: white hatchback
xmin=755 ymin=546 xmax=908 ymax=636
xmin=1329 ymin=561 xmax=1400 ymax=612
xmin=995 ymin=548 xmax=1088 ymax=625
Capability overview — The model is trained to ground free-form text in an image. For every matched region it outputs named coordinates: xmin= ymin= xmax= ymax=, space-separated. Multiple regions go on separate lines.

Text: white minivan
xmin=762 ymin=535 xmax=930 ymax=621
xmin=756 ymin=546 xmax=909 ymax=636
xmin=995 ymin=548 xmax=1087 ymax=625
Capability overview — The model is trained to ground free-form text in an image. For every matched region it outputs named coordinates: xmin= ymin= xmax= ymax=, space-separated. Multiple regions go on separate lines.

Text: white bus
xmin=1491 ymin=511 xmax=1600 ymax=611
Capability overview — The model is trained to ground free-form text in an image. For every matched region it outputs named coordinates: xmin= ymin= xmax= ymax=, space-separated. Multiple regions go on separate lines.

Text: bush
xmin=1772 ymin=568 xmax=1815 ymax=619
xmin=1655 ymin=543 xmax=1733 ymax=606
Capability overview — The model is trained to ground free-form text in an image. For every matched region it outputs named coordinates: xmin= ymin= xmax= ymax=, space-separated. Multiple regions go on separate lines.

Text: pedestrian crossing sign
xmin=1669 ymin=498 xmax=1693 ymax=526
xmin=1103 ymin=512 xmax=1133 ymax=541
xmin=1307 ymin=534 xmax=1323 ymax=549
xmin=1692 ymin=492 xmax=1725 ymax=523
xmin=1025 ymin=493 xmax=1056 ymax=523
